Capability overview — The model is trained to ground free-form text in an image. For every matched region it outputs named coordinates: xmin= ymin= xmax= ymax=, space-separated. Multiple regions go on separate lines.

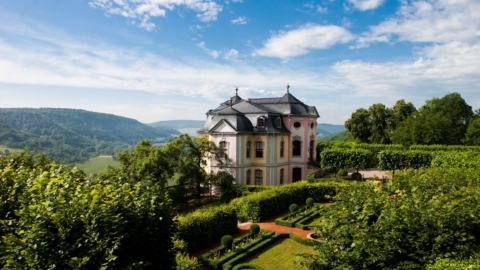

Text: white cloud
xmin=89 ymin=0 xmax=223 ymax=30
xmin=348 ymin=0 xmax=385 ymax=11
xmin=355 ymin=0 xmax=480 ymax=47
xmin=231 ymin=16 xmax=247 ymax=25
xmin=253 ymin=24 xmax=354 ymax=59
xmin=334 ymin=41 xmax=480 ymax=101
xmin=223 ymin=49 xmax=239 ymax=60
xmin=197 ymin=41 xmax=221 ymax=58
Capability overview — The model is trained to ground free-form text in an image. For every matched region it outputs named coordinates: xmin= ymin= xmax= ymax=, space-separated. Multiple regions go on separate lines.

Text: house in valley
xmin=197 ymin=85 xmax=319 ymax=186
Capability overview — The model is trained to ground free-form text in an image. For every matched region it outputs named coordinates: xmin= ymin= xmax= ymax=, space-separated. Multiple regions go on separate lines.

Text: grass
xmin=243 ymin=238 xmax=315 ymax=270
xmin=0 ymin=144 xmax=22 ymax=153
xmin=78 ymin=155 xmax=120 ymax=175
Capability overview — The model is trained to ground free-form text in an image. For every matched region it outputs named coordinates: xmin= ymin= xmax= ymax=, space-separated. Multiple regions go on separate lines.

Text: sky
xmin=0 ymin=0 xmax=479 ymax=125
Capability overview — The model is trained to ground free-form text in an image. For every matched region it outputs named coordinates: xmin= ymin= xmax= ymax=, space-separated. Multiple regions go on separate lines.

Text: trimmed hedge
xmin=199 ymin=230 xmax=275 ymax=270
xmin=354 ymin=143 xmax=405 ymax=157
xmin=409 ymin=144 xmax=480 ymax=152
xmin=378 ymin=150 xmax=433 ymax=172
xmin=230 ymin=181 xmax=352 ymax=222
xmin=275 ymin=207 xmax=317 ymax=227
xmin=223 ymin=233 xmax=317 ymax=270
xmin=431 ymin=151 xmax=480 ymax=169
xmin=175 ymin=204 xmax=238 ymax=253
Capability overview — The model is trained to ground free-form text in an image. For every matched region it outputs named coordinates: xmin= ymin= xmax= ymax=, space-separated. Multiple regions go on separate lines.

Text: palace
xmin=197 ymin=85 xmax=319 ymax=186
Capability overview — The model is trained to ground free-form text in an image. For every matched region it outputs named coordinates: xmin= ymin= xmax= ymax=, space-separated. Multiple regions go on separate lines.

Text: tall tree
xmin=392 ymin=93 xmax=473 ymax=146
xmin=387 ymin=99 xmax=416 ymax=132
xmin=368 ymin=103 xmax=390 ymax=144
xmin=344 ymin=108 xmax=371 ymax=143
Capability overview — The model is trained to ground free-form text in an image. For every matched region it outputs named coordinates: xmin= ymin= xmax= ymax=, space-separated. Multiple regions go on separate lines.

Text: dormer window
xmin=276 ymin=118 xmax=282 ymax=128
xmin=257 ymin=118 xmax=265 ymax=128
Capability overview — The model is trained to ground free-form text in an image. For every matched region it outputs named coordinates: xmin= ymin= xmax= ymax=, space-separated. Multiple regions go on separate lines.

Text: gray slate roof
xmin=198 ymin=91 xmax=318 ymax=134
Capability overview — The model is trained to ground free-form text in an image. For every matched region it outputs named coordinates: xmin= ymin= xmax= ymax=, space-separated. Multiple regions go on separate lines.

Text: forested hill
xmin=148 ymin=120 xmax=205 ymax=130
xmin=0 ymin=108 xmax=180 ymax=165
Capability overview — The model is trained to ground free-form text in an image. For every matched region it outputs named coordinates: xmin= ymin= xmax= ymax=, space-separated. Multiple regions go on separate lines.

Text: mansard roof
xmin=198 ymin=87 xmax=319 ymax=134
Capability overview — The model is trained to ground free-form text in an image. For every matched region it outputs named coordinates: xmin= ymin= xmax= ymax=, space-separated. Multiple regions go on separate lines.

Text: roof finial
xmin=235 ymin=86 xmax=238 ymax=96
xmin=286 ymin=83 xmax=290 ymax=93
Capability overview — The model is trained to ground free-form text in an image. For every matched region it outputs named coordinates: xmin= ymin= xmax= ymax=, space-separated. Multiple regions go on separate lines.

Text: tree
xmin=392 ymin=93 xmax=473 ymax=146
xmin=345 ymin=108 xmax=371 ymax=143
xmin=420 ymin=93 xmax=473 ymax=144
xmin=368 ymin=103 xmax=390 ymax=144
xmin=163 ymin=134 xmax=226 ymax=198
xmin=387 ymin=99 xmax=416 ymax=132
xmin=464 ymin=118 xmax=480 ymax=145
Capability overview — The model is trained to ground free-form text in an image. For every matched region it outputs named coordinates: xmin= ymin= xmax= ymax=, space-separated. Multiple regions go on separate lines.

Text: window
xmin=293 ymin=168 xmax=302 ymax=182
xmin=310 ymin=123 xmax=314 ymax=129
xmin=280 ymin=140 xmax=284 ymax=158
xmin=293 ymin=140 xmax=301 ymax=156
xmin=293 ymin=122 xmax=301 ymax=128
xmin=255 ymin=170 xmax=263 ymax=185
xmin=276 ymin=118 xmax=282 ymax=128
xmin=219 ymin=141 xmax=227 ymax=158
xmin=309 ymin=140 xmax=314 ymax=160
xmin=255 ymin=141 xmax=264 ymax=158
xmin=246 ymin=140 xmax=251 ymax=158
xmin=257 ymin=118 xmax=265 ymax=128
xmin=279 ymin=168 xmax=284 ymax=185
xmin=246 ymin=169 xmax=251 ymax=185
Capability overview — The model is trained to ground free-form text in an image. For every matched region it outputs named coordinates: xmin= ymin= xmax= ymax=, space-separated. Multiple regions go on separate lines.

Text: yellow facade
xmin=275 ymin=135 xmax=289 ymax=164
xmin=244 ymin=134 xmax=267 ymax=164
xmin=244 ymin=167 xmax=265 ymax=185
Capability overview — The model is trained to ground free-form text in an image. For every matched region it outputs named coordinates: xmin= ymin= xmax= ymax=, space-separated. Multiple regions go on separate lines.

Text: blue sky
xmin=0 ymin=0 xmax=479 ymax=124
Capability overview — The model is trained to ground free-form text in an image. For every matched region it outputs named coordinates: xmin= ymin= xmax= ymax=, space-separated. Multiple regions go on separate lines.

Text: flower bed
xmin=198 ymin=229 xmax=275 ymax=270
xmin=295 ymin=205 xmax=328 ymax=230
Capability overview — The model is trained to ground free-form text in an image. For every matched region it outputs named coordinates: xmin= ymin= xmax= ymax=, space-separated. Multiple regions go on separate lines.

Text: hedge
xmin=230 ymin=181 xmax=352 ymax=222
xmin=232 ymin=263 xmax=264 ymax=270
xmin=320 ymin=148 xmax=373 ymax=172
xmin=431 ymin=151 xmax=480 ymax=169
xmin=175 ymin=204 xmax=238 ymax=253
xmin=275 ymin=207 xmax=317 ymax=227
xmin=378 ymin=150 xmax=433 ymax=174
xmin=223 ymin=233 xmax=317 ymax=270
xmin=199 ymin=230 xmax=275 ymax=270
xmin=409 ymin=144 xmax=480 ymax=152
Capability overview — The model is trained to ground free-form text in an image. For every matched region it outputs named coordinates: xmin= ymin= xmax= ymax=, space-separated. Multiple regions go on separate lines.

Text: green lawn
xmin=0 ymin=145 xmax=22 ymax=153
xmin=78 ymin=155 xmax=120 ymax=175
xmin=243 ymin=238 xmax=314 ymax=270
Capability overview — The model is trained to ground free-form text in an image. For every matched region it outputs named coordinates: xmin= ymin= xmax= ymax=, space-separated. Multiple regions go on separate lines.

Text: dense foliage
xmin=345 ymin=93 xmax=477 ymax=146
xmin=0 ymin=150 xmax=176 ymax=269
xmin=320 ymin=148 xmax=373 ymax=173
xmin=0 ymin=108 xmax=180 ymax=165
xmin=175 ymin=204 xmax=238 ymax=253
xmin=302 ymin=168 xmax=480 ymax=269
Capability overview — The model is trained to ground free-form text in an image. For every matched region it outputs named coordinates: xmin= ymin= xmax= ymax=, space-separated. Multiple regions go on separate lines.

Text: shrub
xmin=230 ymin=181 xmax=354 ymax=222
xmin=289 ymin=203 xmax=299 ymax=213
xmin=306 ymin=198 xmax=314 ymax=207
xmin=220 ymin=190 xmax=233 ymax=203
xmin=250 ymin=224 xmax=260 ymax=235
xmin=242 ymin=191 xmax=251 ymax=196
xmin=221 ymin=235 xmax=234 ymax=249
xmin=175 ymin=204 xmax=238 ymax=253
xmin=337 ymin=169 xmax=348 ymax=177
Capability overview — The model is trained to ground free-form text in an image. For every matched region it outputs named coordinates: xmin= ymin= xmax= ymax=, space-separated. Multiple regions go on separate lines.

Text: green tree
xmin=345 ymin=108 xmax=371 ymax=143
xmin=464 ymin=118 xmax=480 ymax=145
xmin=387 ymin=99 xmax=416 ymax=132
xmin=163 ymin=134 xmax=225 ymax=198
xmin=368 ymin=103 xmax=390 ymax=144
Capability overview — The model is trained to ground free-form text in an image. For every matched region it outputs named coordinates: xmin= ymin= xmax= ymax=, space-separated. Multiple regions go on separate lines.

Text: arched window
xmin=255 ymin=170 xmax=263 ymax=185
xmin=279 ymin=168 xmax=284 ymax=185
xmin=280 ymin=139 xmax=284 ymax=158
xmin=255 ymin=141 xmax=264 ymax=158
xmin=309 ymin=140 xmax=314 ymax=160
xmin=292 ymin=140 xmax=301 ymax=156
xmin=246 ymin=140 xmax=251 ymax=158
xmin=246 ymin=169 xmax=251 ymax=185
xmin=219 ymin=141 xmax=227 ymax=158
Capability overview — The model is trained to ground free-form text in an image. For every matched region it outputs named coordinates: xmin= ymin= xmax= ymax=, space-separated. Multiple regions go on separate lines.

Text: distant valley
xmin=0 ymin=108 xmax=345 ymax=167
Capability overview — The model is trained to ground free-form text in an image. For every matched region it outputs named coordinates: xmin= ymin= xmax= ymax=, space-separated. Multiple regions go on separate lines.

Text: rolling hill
xmin=0 ymin=108 xmax=180 ymax=165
